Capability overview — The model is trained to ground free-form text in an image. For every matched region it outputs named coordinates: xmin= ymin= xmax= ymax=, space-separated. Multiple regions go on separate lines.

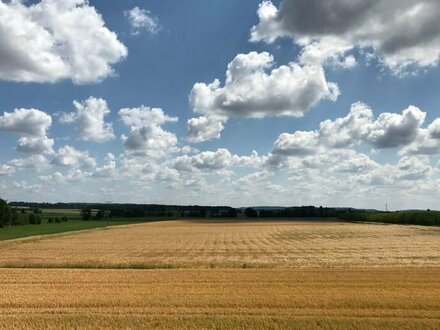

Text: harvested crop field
xmin=1 ymin=268 xmax=440 ymax=329
xmin=1 ymin=220 xmax=440 ymax=329
xmin=1 ymin=220 xmax=440 ymax=268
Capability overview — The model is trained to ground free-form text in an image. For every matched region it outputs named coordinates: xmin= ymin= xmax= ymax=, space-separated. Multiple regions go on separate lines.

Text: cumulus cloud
xmin=8 ymin=155 xmax=48 ymax=171
xmin=366 ymin=106 xmax=425 ymax=148
xmin=186 ymin=116 xmax=227 ymax=143
xmin=272 ymin=131 xmax=319 ymax=157
xmin=402 ymin=118 xmax=440 ymax=155
xmin=401 ymin=129 xmax=440 ymax=155
xmin=0 ymin=0 xmax=127 ymax=84
xmin=0 ymin=108 xmax=54 ymax=154
xmin=0 ymin=108 xmax=52 ymax=136
xmin=320 ymin=103 xmax=425 ymax=150
xmin=125 ymin=6 xmax=160 ymax=35
xmin=52 ymin=145 xmax=96 ymax=169
xmin=268 ymin=103 xmax=428 ymax=166
xmin=60 ymin=97 xmax=115 ymax=143
xmin=173 ymin=148 xmax=233 ymax=172
xmin=190 ymin=52 xmax=339 ymax=120
xmin=251 ymin=0 xmax=440 ymax=73
xmin=330 ymin=153 xmax=379 ymax=173
xmin=397 ymin=156 xmax=434 ymax=181
xmin=16 ymin=136 xmax=54 ymax=154
xmin=0 ymin=164 xmax=15 ymax=176
xmin=94 ymin=153 xmax=116 ymax=178
xmin=319 ymin=102 xmax=373 ymax=148
xmin=119 ymin=107 xmax=178 ymax=158
xmin=40 ymin=169 xmax=91 ymax=183
xmin=232 ymin=151 xmax=267 ymax=168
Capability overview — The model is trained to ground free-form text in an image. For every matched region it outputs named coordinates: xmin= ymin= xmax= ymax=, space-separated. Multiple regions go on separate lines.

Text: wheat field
xmin=1 ymin=220 xmax=440 ymax=268
xmin=1 ymin=219 xmax=440 ymax=329
xmin=0 ymin=268 xmax=439 ymax=329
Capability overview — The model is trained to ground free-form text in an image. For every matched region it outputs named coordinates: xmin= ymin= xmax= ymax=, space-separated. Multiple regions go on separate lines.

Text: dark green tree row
xmin=0 ymin=198 xmax=71 ymax=227
xmin=245 ymin=206 xmax=339 ymax=218
xmin=337 ymin=210 xmax=440 ymax=226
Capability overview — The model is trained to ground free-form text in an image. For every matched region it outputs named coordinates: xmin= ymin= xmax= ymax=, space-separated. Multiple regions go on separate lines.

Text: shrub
xmin=29 ymin=213 xmax=42 ymax=225
xmin=62 ymin=216 xmax=68 ymax=222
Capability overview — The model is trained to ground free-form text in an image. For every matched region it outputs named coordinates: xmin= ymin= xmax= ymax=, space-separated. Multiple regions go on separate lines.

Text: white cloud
xmin=319 ymin=102 xmax=373 ymax=148
xmin=12 ymin=180 xmax=42 ymax=193
xmin=268 ymin=103 xmax=429 ymax=166
xmin=119 ymin=107 xmax=178 ymax=158
xmin=366 ymin=106 xmax=425 ymax=149
xmin=52 ymin=145 xmax=96 ymax=169
xmin=173 ymin=148 xmax=233 ymax=172
xmin=272 ymin=131 xmax=319 ymax=157
xmin=0 ymin=164 xmax=15 ymax=176
xmin=125 ymin=6 xmax=160 ymax=35
xmin=187 ymin=116 xmax=226 ymax=143
xmin=397 ymin=156 xmax=434 ymax=181
xmin=320 ymin=103 xmax=425 ymax=149
xmin=16 ymin=135 xmax=54 ymax=154
xmin=251 ymin=0 xmax=440 ymax=73
xmin=298 ymin=37 xmax=356 ymax=68
xmin=429 ymin=119 xmax=440 ymax=139
xmin=40 ymin=169 xmax=91 ymax=183
xmin=232 ymin=151 xmax=267 ymax=168
xmin=190 ymin=148 xmax=233 ymax=170
xmin=93 ymin=153 xmax=116 ymax=178
xmin=60 ymin=97 xmax=115 ymax=143
xmin=190 ymin=52 xmax=339 ymax=119
xmin=0 ymin=108 xmax=54 ymax=154
xmin=0 ymin=108 xmax=52 ymax=136
xmin=8 ymin=155 xmax=48 ymax=171
xmin=330 ymin=153 xmax=379 ymax=174
xmin=0 ymin=0 xmax=127 ymax=84
xmin=401 ymin=129 xmax=440 ymax=155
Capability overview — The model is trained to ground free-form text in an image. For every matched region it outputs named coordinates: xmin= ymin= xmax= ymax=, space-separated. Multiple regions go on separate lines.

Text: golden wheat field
xmin=1 ymin=220 xmax=440 ymax=329
xmin=1 ymin=220 xmax=440 ymax=268
xmin=0 ymin=268 xmax=439 ymax=329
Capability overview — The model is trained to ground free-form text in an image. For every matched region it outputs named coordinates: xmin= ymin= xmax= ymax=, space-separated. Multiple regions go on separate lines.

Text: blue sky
xmin=1 ymin=0 xmax=440 ymax=209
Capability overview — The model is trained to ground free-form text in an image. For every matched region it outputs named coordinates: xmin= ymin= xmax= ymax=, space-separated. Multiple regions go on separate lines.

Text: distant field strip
xmin=0 ymin=268 xmax=439 ymax=329
xmin=1 ymin=220 xmax=440 ymax=268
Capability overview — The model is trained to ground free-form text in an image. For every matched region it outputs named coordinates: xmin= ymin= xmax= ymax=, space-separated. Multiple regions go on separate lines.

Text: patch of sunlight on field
xmin=0 ymin=268 xmax=439 ymax=330
xmin=0 ymin=220 xmax=440 ymax=268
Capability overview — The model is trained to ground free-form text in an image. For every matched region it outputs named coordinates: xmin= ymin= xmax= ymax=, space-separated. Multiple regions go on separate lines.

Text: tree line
xmin=1 ymin=198 xmax=69 ymax=227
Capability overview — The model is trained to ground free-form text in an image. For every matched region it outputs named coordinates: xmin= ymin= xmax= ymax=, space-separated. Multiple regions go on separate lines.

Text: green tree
xmin=11 ymin=208 xmax=19 ymax=225
xmin=0 ymin=198 xmax=12 ymax=227
xmin=28 ymin=213 xmax=41 ymax=225
xmin=80 ymin=208 xmax=92 ymax=221
xmin=244 ymin=207 xmax=258 ymax=218
xmin=95 ymin=209 xmax=105 ymax=220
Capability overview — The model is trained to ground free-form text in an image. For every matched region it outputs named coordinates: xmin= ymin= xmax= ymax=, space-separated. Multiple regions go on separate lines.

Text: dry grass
xmin=1 ymin=220 xmax=440 ymax=268
xmin=0 ymin=268 xmax=439 ymax=329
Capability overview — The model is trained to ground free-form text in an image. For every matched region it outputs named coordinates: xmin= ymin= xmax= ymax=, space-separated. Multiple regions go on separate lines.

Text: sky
xmin=1 ymin=0 xmax=440 ymax=210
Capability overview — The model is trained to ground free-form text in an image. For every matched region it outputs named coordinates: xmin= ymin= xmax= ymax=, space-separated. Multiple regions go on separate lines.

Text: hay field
xmin=1 ymin=220 xmax=440 ymax=268
xmin=0 ymin=268 xmax=439 ymax=329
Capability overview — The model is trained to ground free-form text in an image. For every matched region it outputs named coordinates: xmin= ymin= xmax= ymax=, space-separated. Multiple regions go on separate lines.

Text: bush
xmin=29 ymin=213 xmax=42 ymax=225
xmin=62 ymin=216 xmax=68 ymax=222
xmin=55 ymin=217 xmax=61 ymax=223
xmin=48 ymin=218 xmax=54 ymax=223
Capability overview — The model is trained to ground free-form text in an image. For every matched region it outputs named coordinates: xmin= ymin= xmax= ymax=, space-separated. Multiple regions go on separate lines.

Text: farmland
xmin=1 ymin=219 xmax=440 ymax=329
xmin=1 ymin=268 xmax=439 ymax=329
xmin=1 ymin=220 xmax=440 ymax=268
